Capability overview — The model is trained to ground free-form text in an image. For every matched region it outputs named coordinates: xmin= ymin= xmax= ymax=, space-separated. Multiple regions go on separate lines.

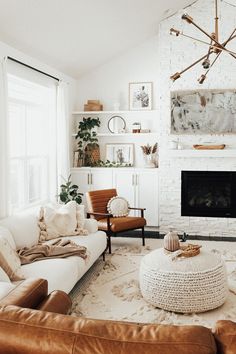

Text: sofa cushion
xmin=0 ymin=236 xmax=24 ymax=281
xmin=22 ymin=257 xmax=82 ymax=294
xmin=0 ymin=226 xmax=16 ymax=250
xmin=38 ymin=201 xmax=88 ymax=242
xmin=76 ymin=204 xmax=85 ymax=229
xmin=0 ymin=209 xmax=40 ymax=249
xmin=0 ymin=267 xmax=11 ymax=282
xmin=22 ymin=231 xmax=107 ymax=293
xmin=0 ymin=306 xmax=217 ymax=354
xmin=214 ymin=320 xmax=236 ymax=354
xmin=0 ymin=282 xmax=15 ymax=300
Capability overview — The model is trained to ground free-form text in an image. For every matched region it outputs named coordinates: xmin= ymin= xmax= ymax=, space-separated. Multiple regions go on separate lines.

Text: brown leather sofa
xmin=0 ymin=279 xmax=235 ymax=354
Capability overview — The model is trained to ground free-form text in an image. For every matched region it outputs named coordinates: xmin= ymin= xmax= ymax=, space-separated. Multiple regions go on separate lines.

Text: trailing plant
xmin=59 ymin=175 xmax=83 ymax=205
xmin=75 ymin=117 xmax=101 ymax=166
xmin=91 ymin=159 xmax=132 ymax=168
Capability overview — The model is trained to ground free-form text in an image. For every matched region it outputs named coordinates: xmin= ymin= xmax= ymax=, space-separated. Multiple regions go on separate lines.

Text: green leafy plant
xmin=75 ymin=117 xmax=101 ymax=166
xmin=92 ymin=159 xmax=132 ymax=168
xmin=59 ymin=175 xmax=83 ymax=205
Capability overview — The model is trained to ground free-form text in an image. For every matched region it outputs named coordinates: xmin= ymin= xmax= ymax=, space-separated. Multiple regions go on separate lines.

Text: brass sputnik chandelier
xmin=170 ymin=0 xmax=236 ymax=84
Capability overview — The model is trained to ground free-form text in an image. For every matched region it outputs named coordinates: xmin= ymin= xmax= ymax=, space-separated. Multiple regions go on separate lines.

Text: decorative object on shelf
xmin=58 ymin=175 xmax=83 ymax=205
xmin=170 ymin=0 xmax=236 ymax=84
xmin=193 ymin=144 xmax=226 ymax=150
xmin=73 ymin=151 xmax=79 ymax=167
xmin=75 ymin=116 xmax=101 ymax=166
xmin=169 ymin=140 xmax=178 ymax=149
xmin=91 ymin=160 xmax=132 ymax=168
xmin=108 ymin=116 xmax=126 ymax=134
xmin=140 ymin=143 xmax=158 ymax=168
xmin=163 ymin=230 xmax=180 ymax=252
xmin=107 ymin=196 xmax=130 ymax=217
xmin=140 ymin=129 xmax=151 ymax=133
xmin=129 ymin=82 xmax=153 ymax=110
xmin=171 ymin=90 xmax=236 ymax=134
xmin=84 ymin=100 xmax=103 ymax=111
xmin=106 ymin=143 xmax=134 ymax=166
xmin=132 ymin=122 xmax=141 ymax=133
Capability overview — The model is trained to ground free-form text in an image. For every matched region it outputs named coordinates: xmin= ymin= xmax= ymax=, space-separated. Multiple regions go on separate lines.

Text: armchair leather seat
xmin=86 ymin=189 xmax=146 ymax=253
xmin=98 ymin=217 xmax=146 ymax=233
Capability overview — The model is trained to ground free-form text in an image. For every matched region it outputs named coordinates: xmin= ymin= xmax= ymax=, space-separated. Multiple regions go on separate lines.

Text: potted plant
xmin=59 ymin=175 xmax=83 ymax=204
xmin=140 ymin=143 xmax=158 ymax=168
xmin=75 ymin=117 xmax=101 ymax=166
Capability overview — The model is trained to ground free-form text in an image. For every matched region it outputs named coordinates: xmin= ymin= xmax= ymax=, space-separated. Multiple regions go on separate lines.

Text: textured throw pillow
xmin=0 ymin=226 xmax=16 ymax=250
xmin=76 ymin=204 xmax=85 ymax=229
xmin=38 ymin=201 xmax=88 ymax=242
xmin=107 ymin=196 xmax=130 ymax=217
xmin=0 ymin=236 xmax=24 ymax=281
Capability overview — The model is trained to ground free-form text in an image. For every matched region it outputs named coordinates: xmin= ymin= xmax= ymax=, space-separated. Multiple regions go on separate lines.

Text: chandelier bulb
xmin=170 ymin=72 xmax=181 ymax=81
xmin=202 ymin=58 xmax=211 ymax=69
xmin=170 ymin=28 xmax=181 ymax=36
xmin=182 ymin=14 xmax=193 ymax=24
xmin=198 ymin=74 xmax=207 ymax=84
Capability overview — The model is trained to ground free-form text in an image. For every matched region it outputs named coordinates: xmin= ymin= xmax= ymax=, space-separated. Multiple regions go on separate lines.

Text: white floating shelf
xmin=72 ymin=110 xmax=158 ymax=114
xmin=169 ymin=149 xmax=236 ymax=158
xmin=72 ymin=132 xmax=157 ymax=137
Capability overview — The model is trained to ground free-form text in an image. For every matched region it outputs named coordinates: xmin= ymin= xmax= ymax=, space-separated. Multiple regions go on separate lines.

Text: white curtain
xmin=56 ymin=80 xmax=70 ymax=194
xmin=0 ymin=57 xmax=9 ymax=218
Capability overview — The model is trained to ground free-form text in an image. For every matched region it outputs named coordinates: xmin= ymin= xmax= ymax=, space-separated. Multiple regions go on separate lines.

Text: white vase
xmin=144 ymin=154 xmax=155 ymax=168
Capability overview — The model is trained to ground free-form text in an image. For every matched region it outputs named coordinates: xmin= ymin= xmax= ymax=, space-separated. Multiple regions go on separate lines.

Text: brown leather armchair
xmin=86 ymin=189 xmax=146 ymax=253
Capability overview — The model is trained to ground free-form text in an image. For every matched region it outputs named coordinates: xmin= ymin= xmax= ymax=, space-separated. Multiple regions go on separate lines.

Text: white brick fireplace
xmin=157 ymin=0 xmax=236 ymax=237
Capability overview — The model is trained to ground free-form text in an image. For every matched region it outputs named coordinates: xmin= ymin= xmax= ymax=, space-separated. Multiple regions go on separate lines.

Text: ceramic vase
xmin=163 ymin=230 xmax=180 ymax=252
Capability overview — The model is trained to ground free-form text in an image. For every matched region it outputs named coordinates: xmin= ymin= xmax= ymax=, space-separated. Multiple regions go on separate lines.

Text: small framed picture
xmin=106 ymin=143 xmax=134 ymax=166
xmin=129 ymin=82 xmax=153 ymax=110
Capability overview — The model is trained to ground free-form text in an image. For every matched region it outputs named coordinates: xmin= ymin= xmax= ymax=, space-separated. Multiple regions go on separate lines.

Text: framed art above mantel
xmin=171 ymin=89 xmax=236 ymax=134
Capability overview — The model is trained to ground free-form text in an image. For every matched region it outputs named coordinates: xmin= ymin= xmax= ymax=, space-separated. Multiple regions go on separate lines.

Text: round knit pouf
xmin=139 ymin=248 xmax=228 ymax=313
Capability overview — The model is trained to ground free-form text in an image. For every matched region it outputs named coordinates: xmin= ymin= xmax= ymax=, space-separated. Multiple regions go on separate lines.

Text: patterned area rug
xmin=70 ymin=237 xmax=236 ymax=328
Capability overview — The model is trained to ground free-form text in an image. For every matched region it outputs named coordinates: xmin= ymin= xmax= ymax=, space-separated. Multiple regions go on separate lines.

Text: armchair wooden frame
xmin=87 ymin=207 xmax=146 ymax=254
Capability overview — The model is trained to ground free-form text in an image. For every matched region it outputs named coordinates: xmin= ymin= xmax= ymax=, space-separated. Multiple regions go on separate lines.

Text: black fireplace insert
xmin=181 ymin=171 xmax=236 ymax=218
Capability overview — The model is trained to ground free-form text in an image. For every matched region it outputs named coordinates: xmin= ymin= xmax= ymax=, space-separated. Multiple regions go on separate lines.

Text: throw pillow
xmin=76 ymin=204 xmax=85 ymax=229
xmin=107 ymin=196 xmax=130 ymax=217
xmin=0 ymin=236 xmax=24 ymax=281
xmin=38 ymin=201 xmax=88 ymax=242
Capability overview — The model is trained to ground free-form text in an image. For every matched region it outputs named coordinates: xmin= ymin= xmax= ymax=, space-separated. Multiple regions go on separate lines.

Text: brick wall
xmin=158 ymin=0 xmax=236 ymax=237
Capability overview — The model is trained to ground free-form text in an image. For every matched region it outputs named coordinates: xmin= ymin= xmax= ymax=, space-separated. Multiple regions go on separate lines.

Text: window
xmin=8 ymin=69 xmax=57 ymax=213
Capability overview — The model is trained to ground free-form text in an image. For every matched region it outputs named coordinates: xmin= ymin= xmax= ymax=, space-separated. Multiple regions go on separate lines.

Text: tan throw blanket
xmin=18 ymin=239 xmax=87 ymax=265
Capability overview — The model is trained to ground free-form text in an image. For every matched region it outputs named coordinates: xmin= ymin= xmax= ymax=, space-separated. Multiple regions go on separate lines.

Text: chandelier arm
xmin=189 ymin=20 xmax=236 ymax=60
xmin=198 ymin=51 xmax=222 ymax=83
xmin=180 ymin=51 xmax=214 ymax=74
xmin=215 ymin=0 xmax=219 ymax=41
xmin=174 ymin=31 xmax=236 ymax=56
xmin=222 ymin=30 xmax=236 ymax=45
xmin=170 ymin=51 xmax=214 ymax=80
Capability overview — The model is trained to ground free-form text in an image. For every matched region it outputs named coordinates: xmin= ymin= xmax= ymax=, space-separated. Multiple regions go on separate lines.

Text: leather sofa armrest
xmin=36 ymin=290 xmax=72 ymax=314
xmin=0 ymin=278 xmax=48 ymax=309
xmin=214 ymin=320 xmax=236 ymax=354
xmin=0 ymin=305 xmax=217 ymax=354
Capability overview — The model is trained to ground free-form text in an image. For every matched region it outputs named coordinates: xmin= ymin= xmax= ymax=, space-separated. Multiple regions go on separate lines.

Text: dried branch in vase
xmin=141 ymin=143 xmax=158 ymax=155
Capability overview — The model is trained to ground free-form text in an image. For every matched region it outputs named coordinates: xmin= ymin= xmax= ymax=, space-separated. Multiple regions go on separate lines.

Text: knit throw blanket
xmin=18 ymin=239 xmax=87 ymax=265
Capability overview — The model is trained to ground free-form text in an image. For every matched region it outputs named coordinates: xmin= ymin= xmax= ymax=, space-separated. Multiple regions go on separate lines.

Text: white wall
xmin=75 ymin=0 xmax=236 ymax=237
xmin=76 ymin=36 xmax=159 ymax=111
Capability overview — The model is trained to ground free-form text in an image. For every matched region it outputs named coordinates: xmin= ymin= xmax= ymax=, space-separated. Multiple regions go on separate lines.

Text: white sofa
xmin=0 ymin=208 xmax=107 ymax=294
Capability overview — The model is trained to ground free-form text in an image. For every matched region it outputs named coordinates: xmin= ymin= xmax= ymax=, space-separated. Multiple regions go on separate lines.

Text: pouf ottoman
xmin=139 ymin=248 xmax=228 ymax=313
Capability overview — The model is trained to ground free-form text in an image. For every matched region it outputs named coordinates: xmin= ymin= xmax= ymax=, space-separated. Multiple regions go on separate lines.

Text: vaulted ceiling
xmin=0 ymin=0 xmax=194 ymax=78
